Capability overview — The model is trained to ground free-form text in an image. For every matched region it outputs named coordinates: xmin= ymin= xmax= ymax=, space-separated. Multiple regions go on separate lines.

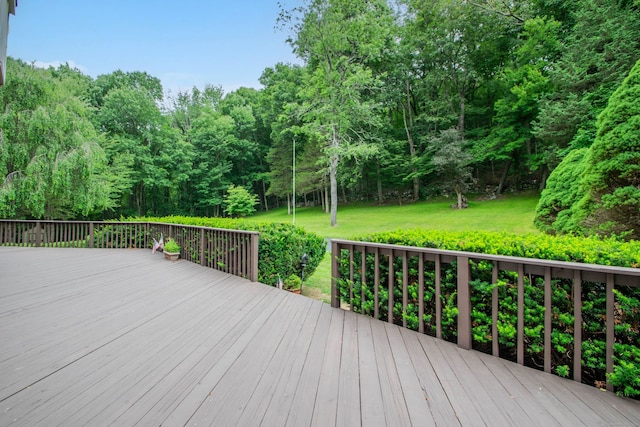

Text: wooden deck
xmin=1 ymin=247 xmax=639 ymax=426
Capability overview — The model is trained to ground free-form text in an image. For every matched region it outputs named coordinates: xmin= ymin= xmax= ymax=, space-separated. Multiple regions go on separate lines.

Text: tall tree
xmin=97 ymin=84 xmax=165 ymax=216
xmin=479 ymin=16 xmax=561 ymax=191
xmin=283 ymin=0 xmax=394 ymax=226
xmin=260 ymin=64 xmax=302 ymax=212
xmin=534 ymin=0 xmax=640 ymax=153
xmin=189 ymin=109 xmax=236 ymax=216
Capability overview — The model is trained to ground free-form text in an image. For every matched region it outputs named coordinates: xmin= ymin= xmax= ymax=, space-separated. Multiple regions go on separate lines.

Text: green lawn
xmin=246 ymin=193 xmax=541 ymax=301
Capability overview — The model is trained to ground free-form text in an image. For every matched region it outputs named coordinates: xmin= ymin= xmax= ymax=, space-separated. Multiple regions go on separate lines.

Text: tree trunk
xmin=330 ymin=127 xmax=339 ymax=227
xmin=324 ymin=180 xmax=329 ymax=213
xmin=262 ymin=180 xmax=269 ymax=212
xmin=457 ymin=94 xmax=465 ymax=132
xmin=135 ymin=184 xmax=143 ymax=217
xmin=330 ymin=154 xmax=338 ymax=227
xmin=377 ymin=162 xmax=383 ymax=205
xmin=497 ymin=160 xmax=511 ymax=194
xmin=403 ymin=80 xmax=420 ymax=201
xmin=539 ymin=169 xmax=548 ymax=191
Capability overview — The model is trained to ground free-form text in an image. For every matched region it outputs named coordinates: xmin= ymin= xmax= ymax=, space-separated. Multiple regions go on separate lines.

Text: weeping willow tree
xmin=0 ymin=59 xmax=113 ymax=219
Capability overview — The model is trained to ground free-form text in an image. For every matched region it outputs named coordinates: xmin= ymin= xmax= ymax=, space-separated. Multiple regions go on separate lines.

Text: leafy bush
xmin=137 ymin=216 xmax=326 ymax=286
xmin=341 ymin=228 xmax=640 ymax=396
xmin=284 ymin=274 xmax=302 ymax=291
xmin=223 ymin=185 xmax=258 ymax=217
xmin=163 ymin=238 xmax=180 ymax=253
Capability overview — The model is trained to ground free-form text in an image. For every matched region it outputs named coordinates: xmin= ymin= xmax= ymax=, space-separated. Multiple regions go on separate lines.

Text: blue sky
xmin=7 ymin=0 xmax=303 ymax=95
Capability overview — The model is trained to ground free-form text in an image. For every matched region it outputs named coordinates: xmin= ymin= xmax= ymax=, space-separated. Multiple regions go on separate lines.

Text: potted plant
xmin=163 ymin=238 xmax=181 ymax=261
xmin=284 ymin=274 xmax=302 ymax=294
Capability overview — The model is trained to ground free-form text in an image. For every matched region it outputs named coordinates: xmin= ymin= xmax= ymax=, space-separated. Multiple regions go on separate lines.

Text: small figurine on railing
xmin=152 ymin=233 xmax=164 ymax=254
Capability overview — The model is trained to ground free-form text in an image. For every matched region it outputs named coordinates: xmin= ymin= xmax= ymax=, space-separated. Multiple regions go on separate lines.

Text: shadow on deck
xmin=1 ymin=247 xmax=638 ymax=426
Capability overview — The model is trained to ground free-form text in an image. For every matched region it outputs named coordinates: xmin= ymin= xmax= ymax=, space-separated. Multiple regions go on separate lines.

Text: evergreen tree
xmin=580 ymin=59 xmax=640 ymax=239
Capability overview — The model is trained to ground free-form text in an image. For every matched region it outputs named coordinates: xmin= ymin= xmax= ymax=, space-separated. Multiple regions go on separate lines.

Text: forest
xmin=0 ymin=0 xmax=639 ymax=237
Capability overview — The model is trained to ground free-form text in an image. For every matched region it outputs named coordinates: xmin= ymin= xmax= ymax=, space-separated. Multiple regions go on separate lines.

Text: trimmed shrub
xmin=534 ymin=148 xmax=589 ymax=235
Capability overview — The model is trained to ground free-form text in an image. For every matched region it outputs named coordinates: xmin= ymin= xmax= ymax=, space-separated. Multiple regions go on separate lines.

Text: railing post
xmin=606 ymin=273 xmax=614 ymax=392
xmin=402 ymin=251 xmax=408 ymax=329
xmin=250 ymin=233 xmax=259 ymax=282
xmin=436 ymin=254 xmax=442 ymax=339
xmin=544 ymin=267 xmax=552 ymax=373
xmin=200 ymin=228 xmax=206 ymax=266
xmin=89 ymin=222 xmax=95 ymax=248
xmin=492 ymin=261 xmax=499 ymax=357
xmin=374 ymin=247 xmax=380 ymax=320
xmin=388 ymin=250 xmax=394 ymax=324
xmin=517 ymin=264 xmax=525 ymax=365
xmin=418 ymin=254 xmax=425 ymax=334
xmin=35 ymin=221 xmax=41 ymax=247
xmin=573 ymin=270 xmax=582 ymax=383
xmin=457 ymin=256 xmax=472 ymax=350
xmin=331 ymin=240 xmax=340 ymax=308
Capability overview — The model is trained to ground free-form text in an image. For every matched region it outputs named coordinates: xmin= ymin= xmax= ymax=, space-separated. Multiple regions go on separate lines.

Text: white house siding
xmin=0 ymin=0 xmax=17 ymax=86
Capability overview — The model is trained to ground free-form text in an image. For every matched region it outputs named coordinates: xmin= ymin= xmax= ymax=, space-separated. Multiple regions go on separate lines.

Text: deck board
xmin=1 ymin=247 xmax=639 ymax=426
xmin=356 ymin=315 xmax=386 ymax=427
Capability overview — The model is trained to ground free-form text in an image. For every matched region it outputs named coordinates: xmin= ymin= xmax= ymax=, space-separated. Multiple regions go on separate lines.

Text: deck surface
xmin=1 ymin=247 xmax=639 ymax=426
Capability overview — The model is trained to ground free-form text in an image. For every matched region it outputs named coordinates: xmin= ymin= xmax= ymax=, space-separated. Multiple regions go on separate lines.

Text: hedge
xmin=343 ymin=228 xmax=640 ymax=397
xmin=138 ymin=216 xmax=326 ymax=287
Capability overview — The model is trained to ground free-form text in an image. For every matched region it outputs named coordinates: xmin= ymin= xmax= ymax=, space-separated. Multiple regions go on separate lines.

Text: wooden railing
xmin=331 ymin=239 xmax=640 ymax=391
xmin=0 ymin=220 xmax=259 ymax=282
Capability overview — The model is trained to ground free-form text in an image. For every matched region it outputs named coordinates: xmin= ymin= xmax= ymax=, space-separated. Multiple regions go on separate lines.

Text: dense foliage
xmin=139 ymin=216 xmax=326 ymax=286
xmin=1 ymin=0 xmax=638 ymax=234
xmin=341 ymin=228 xmax=640 ymax=396
xmin=535 ymin=59 xmax=640 ymax=239
xmin=223 ymin=185 xmax=258 ymax=217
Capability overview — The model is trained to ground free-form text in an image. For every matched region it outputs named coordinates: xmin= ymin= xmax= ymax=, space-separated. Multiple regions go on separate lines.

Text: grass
xmin=246 ymin=192 xmax=541 ymax=301
xmin=248 ymin=192 xmax=540 ymax=239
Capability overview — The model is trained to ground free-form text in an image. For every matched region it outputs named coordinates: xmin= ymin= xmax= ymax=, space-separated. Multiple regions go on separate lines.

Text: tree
xmin=219 ymin=87 xmax=268 ymax=199
xmin=223 ymin=185 xmax=258 ymax=217
xmin=0 ymin=59 xmax=113 ymax=219
xmin=479 ymin=16 xmax=561 ymax=191
xmin=89 ymin=69 xmax=163 ymax=109
xmin=579 ymin=59 xmax=640 ymax=239
xmin=97 ymin=84 xmax=165 ymax=216
xmin=430 ymin=129 xmax=474 ymax=209
xmin=189 ymin=110 xmax=235 ymax=216
xmin=534 ymin=0 xmax=640 ymax=152
xmin=535 ymin=59 xmax=640 ymax=239
xmin=260 ymin=63 xmax=310 ymax=213
xmin=166 ymin=84 xmax=223 ymax=136
xmin=283 ymin=0 xmax=393 ymax=226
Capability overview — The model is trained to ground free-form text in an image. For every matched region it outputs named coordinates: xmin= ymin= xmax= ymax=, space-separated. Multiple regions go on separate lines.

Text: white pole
xmin=292 ymin=137 xmax=296 ymax=224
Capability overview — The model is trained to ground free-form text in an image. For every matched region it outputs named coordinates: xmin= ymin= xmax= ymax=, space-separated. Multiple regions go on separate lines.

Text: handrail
xmin=0 ymin=220 xmax=259 ymax=282
xmin=331 ymin=238 xmax=640 ymax=392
